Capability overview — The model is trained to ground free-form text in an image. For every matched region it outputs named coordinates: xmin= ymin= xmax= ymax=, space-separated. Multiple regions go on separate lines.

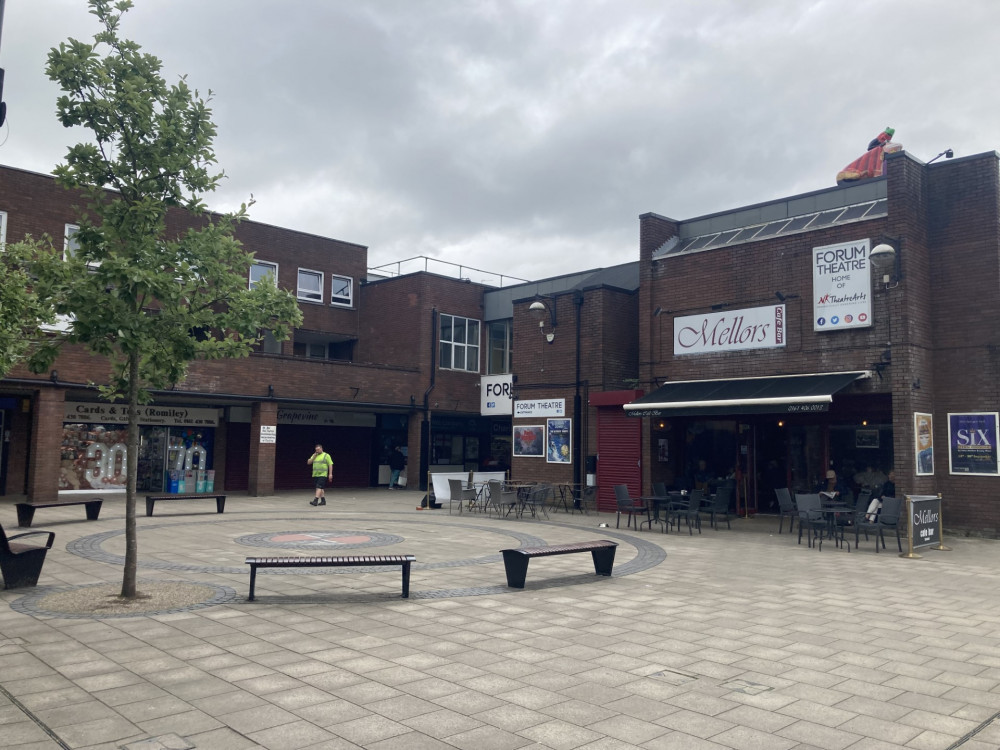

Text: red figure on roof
xmin=837 ymin=127 xmax=896 ymax=185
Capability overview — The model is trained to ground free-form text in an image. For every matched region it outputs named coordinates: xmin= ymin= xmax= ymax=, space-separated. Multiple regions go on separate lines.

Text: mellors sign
xmin=674 ymin=305 xmax=785 ymax=355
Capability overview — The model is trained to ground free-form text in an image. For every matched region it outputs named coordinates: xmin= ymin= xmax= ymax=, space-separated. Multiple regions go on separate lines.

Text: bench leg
xmin=501 ymin=550 xmax=529 ymax=588
xmin=216 ymin=496 xmax=226 ymax=513
xmin=85 ymin=501 xmax=102 ymax=521
xmin=401 ymin=562 xmax=411 ymax=598
xmin=146 ymin=497 xmax=155 ymax=517
xmin=248 ymin=565 xmax=257 ymax=601
xmin=591 ymin=546 xmax=617 ymax=577
xmin=16 ymin=505 xmax=35 ymax=528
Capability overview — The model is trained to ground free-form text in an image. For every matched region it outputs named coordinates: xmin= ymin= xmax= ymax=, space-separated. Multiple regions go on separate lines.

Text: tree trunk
xmin=121 ymin=348 xmax=140 ymax=598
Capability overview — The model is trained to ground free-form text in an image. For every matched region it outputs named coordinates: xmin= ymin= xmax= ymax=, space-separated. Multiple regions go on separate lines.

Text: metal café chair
xmin=447 ymin=478 xmax=477 ymax=515
xmin=775 ymin=487 xmax=796 ymax=534
xmin=613 ymin=484 xmax=650 ymax=530
xmin=667 ymin=489 xmax=703 ymax=535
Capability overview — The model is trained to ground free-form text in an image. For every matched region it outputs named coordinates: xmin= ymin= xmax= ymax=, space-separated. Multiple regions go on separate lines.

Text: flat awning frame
xmin=624 ymin=371 xmax=871 ymax=417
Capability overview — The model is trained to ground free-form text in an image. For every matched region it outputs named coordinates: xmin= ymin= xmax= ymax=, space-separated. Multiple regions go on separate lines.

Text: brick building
xmin=4 ymin=147 xmax=999 ymax=532
xmin=627 ymin=149 xmax=1000 ymax=533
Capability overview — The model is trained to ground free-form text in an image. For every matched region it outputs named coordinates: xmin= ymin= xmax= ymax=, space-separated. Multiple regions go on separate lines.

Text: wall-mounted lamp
xmin=710 ymin=302 xmax=729 ymax=311
xmin=653 ymin=306 xmax=662 ymax=317
xmin=774 ymin=291 xmax=787 ymax=302
xmin=267 ymin=384 xmax=274 ymax=398
xmin=870 ymin=237 xmax=902 ymax=289
xmin=927 ymin=148 xmax=954 ymax=164
xmin=49 ymin=370 xmax=59 ymax=383
xmin=529 ymin=298 xmax=557 ymax=344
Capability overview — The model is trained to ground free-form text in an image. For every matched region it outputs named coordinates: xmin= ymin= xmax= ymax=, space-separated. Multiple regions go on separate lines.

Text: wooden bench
xmin=500 ymin=539 xmax=619 ymax=589
xmin=16 ymin=498 xmax=103 ymax=527
xmin=245 ymin=554 xmax=416 ymax=601
xmin=1 ymin=523 xmax=55 ymax=589
xmin=145 ymin=493 xmax=226 ymax=517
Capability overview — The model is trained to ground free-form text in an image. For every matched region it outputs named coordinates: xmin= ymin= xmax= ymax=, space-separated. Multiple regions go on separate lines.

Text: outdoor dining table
xmin=555 ymin=482 xmax=589 ymax=514
xmin=640 ymin=491 xmax=687 ymax=531
xmin=816 ymin=505 xmax=855 ymax=551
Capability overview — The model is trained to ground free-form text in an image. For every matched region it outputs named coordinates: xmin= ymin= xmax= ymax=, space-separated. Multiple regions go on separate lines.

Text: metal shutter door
xmin=595 ymin=406 xmax=642 ymax=513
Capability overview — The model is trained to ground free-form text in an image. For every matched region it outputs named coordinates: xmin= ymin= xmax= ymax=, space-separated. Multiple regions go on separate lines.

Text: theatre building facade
xmin=629 ymin=149 xmax=1000 ymax=532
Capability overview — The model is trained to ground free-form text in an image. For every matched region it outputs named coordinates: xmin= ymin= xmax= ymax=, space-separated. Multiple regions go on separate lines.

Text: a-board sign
xmin=908 ymin=495 xmax=942 ymax=549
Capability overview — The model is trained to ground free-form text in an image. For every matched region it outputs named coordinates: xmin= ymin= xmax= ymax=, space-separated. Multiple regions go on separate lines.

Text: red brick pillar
xmin=28 ymin=387 xmax=65 ymax=502
xmin=248 ymin=401 xmax=277 ymax=496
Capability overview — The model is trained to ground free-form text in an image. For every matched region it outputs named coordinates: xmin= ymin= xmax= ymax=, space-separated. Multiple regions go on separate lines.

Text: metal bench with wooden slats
xmin=245 ymin=554 xmax=416 ymax=600
xmin=499 ymin=539 xmax=618 ymax=589
xmin=15 ymin=498 xmax=104 ymax=527
xmin=145 ymin=493 xmax=226 ymax=517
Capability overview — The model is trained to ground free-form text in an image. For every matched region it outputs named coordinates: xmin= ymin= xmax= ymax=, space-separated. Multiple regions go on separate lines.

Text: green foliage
xmin=33 ymin=0 xmax=302 ymax=401
xmin=0 ymin=238 xmax=61 ymax=378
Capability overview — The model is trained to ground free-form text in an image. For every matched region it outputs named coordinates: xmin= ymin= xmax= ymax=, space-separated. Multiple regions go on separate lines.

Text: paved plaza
xmin=2 ymin=489 xmax=1000 ymax=750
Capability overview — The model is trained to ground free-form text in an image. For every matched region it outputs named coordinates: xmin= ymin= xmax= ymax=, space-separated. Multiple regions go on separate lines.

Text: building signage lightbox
xmin=514 ymin=399 xmax=565 ymax=418
xmin=673 ymin=305 xmax=785 ymax=355
xmin=481 ymin=375 xmax=513 ymax=416
xmin=64 ymin=402 xmax=220 ymax=427
xmin=812 ymin=238 xmax=872 ymax=331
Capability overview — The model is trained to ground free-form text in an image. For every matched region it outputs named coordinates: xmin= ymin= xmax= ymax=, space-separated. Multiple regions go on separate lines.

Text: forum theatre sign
xmin=813 ymin=238 xmax=872 ymax=331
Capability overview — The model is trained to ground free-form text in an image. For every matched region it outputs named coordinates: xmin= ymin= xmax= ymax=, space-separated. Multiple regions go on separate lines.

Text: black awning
xmin=624 ymin=371 xmax=870 ymax=417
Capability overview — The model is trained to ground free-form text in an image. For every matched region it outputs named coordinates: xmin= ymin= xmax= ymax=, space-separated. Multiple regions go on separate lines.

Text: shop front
xmin=60 ymin=402 xmax=219 ymax=494
xmin=626 ymin=372 xmax=893 ymax=515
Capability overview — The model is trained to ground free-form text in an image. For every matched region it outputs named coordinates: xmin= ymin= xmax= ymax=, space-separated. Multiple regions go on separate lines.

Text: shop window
xmin=440 ymin=313 xmax=480 ymax=373
xmin=330 ymin=274 xmax=353 ymax=307
xmin=250 ymin=260 xmax=277 ymax=290
xmin=488 ymin=319 xmax=512 ymax=374
xmin=297 ymin=268 xmax=323 ymax=303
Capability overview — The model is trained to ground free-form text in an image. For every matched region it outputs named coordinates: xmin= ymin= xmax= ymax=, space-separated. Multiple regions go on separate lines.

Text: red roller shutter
xmin=592 ymin=390 xmax=643 ymax=513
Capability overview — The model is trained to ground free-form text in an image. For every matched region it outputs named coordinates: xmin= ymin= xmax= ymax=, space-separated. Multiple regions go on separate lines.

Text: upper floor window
xmin=297 ymin=268 xmax=323 ymax=303
xmin=487 ymin=320 xmax=513 ymax=374
xmin=330 ymin=274 xmax=353 ymax=307
xmin=250 ymin=260 xmax=277 ymax=289
xmin=440 ymin=314 xmax=480 ymax=372
xmin=63 ymin=224 xmax=80 ymax=260
xmin=0 ymin=211 xmax=7 ymax=248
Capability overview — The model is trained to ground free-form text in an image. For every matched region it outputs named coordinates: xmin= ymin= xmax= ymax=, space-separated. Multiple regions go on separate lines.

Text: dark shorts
xmin=314 ymin=476 xmax=328 ymax=489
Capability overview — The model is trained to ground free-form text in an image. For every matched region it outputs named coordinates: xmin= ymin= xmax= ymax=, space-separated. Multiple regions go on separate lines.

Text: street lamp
xmin=529 ymin=299 xmax=557 ymax=344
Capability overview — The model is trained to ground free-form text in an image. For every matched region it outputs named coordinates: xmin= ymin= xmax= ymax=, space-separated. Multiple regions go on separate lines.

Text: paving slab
xmin=2 ymin=489 xmax=1000 ymax=749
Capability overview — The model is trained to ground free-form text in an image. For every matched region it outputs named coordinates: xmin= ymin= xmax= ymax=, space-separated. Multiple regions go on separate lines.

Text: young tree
xmin=0 ymin=239 xmax=61 ymax=377
xmin=32 ymin=0 xmax=303 ymax=598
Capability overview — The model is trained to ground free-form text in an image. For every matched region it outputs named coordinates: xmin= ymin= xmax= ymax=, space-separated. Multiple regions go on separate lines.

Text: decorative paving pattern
xmin=61 ymin=516 xmax=666 ymax=600
xmin=235 ymin=530 xmax=404 ymax=550
xmin=11 ymin=580 xmax=240 ymax=619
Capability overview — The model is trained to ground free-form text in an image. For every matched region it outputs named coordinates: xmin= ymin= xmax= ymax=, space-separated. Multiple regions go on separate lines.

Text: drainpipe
xmin=420 ymin=308 xmax=437 ymax=491
xmin=573 ymin=290 xmax=584 ymax=495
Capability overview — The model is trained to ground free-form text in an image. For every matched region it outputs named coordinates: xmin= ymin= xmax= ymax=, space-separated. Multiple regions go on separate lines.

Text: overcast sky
xmin=2 ymin=0 xmax=996 ymax=283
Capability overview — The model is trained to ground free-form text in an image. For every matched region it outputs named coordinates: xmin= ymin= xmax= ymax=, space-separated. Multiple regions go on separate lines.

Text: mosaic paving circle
xmin=236 ymin=530 xmax=404 ymax=550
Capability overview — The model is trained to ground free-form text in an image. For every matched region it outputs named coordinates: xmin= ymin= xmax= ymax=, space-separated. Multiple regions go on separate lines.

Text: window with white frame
xmin=0 ymin=211 xmax=7 ymax=248
xmin=249 ymin=260 xmax=278 ymax=289
xmin=63 ymin=223 xmax=80 ymax=260
xmin=440 ymin=313 xmax=480 ymax=372
xmin=330 ymin=274 xmax=353 ymax=306
xmin=297 ymin=268 xmax=323 ymax=303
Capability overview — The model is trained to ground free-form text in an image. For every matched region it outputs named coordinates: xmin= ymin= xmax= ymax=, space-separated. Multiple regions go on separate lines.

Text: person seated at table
xmin=853 ymin=464 xmax=887 ymax=492
xmin=693 ymin=459 xmax=712 ymax=491
xmin=877 ymin=470 xmax=896 ymax=499
xmin=816 ymin=469 xmax=849 ymax=502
